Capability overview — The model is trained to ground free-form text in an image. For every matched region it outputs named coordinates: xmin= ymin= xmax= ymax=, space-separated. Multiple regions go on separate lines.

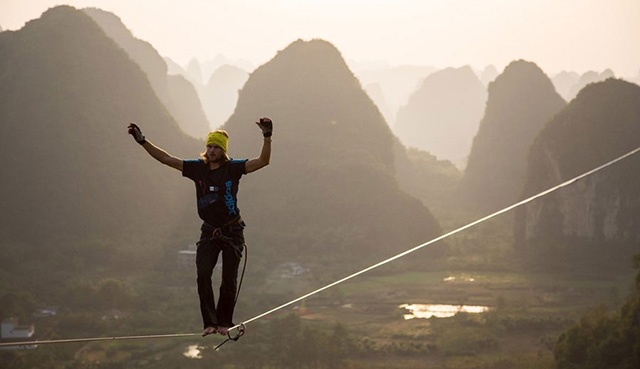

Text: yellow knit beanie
xmin=206 ymin=130 xmax=229 ymax=152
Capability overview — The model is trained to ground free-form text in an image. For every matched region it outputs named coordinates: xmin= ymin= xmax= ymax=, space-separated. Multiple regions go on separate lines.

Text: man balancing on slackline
xmin=127 ymin=118 xmax=273 ymax=337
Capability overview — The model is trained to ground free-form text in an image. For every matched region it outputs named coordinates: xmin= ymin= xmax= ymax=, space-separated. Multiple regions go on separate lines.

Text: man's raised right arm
xmin=127 ymin=123 xmax=183 ymax=172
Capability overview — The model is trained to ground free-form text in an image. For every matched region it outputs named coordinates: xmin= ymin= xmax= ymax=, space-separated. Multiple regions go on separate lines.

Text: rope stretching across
xmin=1 ymin=146 xmax=638 ymax=348
xmin=227 ymin=146 xmax=640 ymax=332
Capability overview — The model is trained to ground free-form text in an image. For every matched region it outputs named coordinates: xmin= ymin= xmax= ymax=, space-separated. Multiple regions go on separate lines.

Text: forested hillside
xmin=0 ymin=6 xmax=200 ymax=307
xmin=515 ymin=79 xmax=640 ymax=269
xmin=221 ymin=39 xmax=442 ymax=271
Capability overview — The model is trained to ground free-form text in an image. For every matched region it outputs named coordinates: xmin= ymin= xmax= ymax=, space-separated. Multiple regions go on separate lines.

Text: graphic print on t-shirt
xmin=223 ymin=180 xmax=237 ymax=216
xmin=197 ymin=181 xmax=219 ymax=209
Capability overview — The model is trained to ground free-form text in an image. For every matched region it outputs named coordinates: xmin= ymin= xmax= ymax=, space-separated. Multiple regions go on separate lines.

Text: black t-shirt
xmin=182 ymin=159 xmax=247 ymax=226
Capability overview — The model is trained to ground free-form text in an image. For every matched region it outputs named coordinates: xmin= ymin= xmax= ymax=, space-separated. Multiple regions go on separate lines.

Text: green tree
xmin=62 ymin=280 xmax=99 ymax=310
xmin=0 ymin=290 xmax=37 ymax=320
xmin=95 ymin=278 xmax=135 ymax=310
xmin=554 ymin=254 xmax=640 ymax=369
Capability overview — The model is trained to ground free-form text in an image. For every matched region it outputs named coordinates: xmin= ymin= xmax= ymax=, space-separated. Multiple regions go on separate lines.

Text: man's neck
xmin=208 ymin=158 xmax=228 ymax=170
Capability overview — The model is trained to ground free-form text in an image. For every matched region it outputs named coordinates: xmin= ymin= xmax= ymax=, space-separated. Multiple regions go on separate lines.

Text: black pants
xmin=196 ymin=222 xmax=245 ymax=329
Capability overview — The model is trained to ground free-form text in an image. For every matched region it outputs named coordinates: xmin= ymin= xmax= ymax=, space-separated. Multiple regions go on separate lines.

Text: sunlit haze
xmin=1 ymin=0 xmax=639 ymax=76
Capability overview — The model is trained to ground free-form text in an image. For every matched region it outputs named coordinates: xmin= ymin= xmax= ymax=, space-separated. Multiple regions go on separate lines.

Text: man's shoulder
xmin=227 ymin=159 xmax=248 ymax=176
xmin=227 ymin=158 xmax=248 ymax=169
xmin=184 ymin=159 xmax=206 ymax=167
xmin=182 ymin=159 xmax=205 ymax=176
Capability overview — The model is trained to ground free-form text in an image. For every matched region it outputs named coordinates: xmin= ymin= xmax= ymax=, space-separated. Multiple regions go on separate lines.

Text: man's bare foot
xmin=202 ymin=326 xmax=217 ymax=337
xmin=217 ymin=326 xmax=229 ymax=336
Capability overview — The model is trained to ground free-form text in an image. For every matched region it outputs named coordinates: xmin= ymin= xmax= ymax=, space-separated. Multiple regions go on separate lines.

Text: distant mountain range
xmin=83 ymin=8 xmax=210 ymax=139
xmin=1 ymin=5 xmax=638 ymax=284
xmin=163 ymin=56 xmax=250 ymax=130
xmin=354 ymin=65 xmax=436 ymax=127
xmin=394 ymin=66 xmax=487 ymax=168
xmin=353 ymin=63 xmax=632 ymax=140
xmin=0 ymin=7 xmax=444 ymax=278
xmin=201 ymin=65 xmax=249 ymax=129
xmin=551 ymin=69 xmax=616 ymax=102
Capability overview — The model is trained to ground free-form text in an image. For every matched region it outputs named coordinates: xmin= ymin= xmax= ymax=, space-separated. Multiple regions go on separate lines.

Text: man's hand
xmin=127 ymin=122 xmax=146 ymax=145
xmin=256 ymin=117 xmax=273 ymax=137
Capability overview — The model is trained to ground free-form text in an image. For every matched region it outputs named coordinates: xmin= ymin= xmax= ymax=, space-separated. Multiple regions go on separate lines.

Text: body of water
xmin=400 ymin=303 xmax=490 ymax=319
xmin=183 ymin=344 xmax=203 ymax=359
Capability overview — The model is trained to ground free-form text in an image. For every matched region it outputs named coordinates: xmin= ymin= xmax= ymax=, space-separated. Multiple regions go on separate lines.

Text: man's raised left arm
xmin=245 ymin=117 xmax=272 ymax=174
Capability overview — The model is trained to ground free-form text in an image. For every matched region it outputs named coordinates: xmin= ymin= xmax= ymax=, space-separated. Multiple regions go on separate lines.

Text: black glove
xmin=127 ymin=123 xmax=146 ymax=145
xmin=256 ymin=117 xmax=273 ymax=138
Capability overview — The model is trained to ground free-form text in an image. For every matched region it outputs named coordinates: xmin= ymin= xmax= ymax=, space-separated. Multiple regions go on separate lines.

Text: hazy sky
xmin=1 ymin=0 xmax=639 ymax=76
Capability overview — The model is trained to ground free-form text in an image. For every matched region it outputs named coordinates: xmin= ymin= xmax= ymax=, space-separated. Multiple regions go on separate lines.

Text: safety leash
xmin=214 ymin=243 xmax=248 ymax=349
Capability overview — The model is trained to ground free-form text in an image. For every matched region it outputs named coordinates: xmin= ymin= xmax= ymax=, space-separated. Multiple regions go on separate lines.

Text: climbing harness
xmin=202 ymin=216 xmax=245 ymax=240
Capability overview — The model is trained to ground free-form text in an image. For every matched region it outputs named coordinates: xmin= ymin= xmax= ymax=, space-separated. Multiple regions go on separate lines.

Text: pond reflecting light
xmin=183 ymin=344 xmax=203 ymax=359
xmin=400 ymin=304 xmax=490 ymax=319
xmin=443 ymin=275 xmax=475 ymax=282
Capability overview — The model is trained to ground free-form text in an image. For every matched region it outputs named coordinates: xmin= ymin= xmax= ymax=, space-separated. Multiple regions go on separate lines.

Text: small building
xmin=1 ymin=318 xmax=36 ymax=350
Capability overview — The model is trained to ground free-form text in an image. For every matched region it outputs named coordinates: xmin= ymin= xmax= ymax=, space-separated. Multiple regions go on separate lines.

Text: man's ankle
xmin=202 ymin=326 xmax=217 ymax=337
